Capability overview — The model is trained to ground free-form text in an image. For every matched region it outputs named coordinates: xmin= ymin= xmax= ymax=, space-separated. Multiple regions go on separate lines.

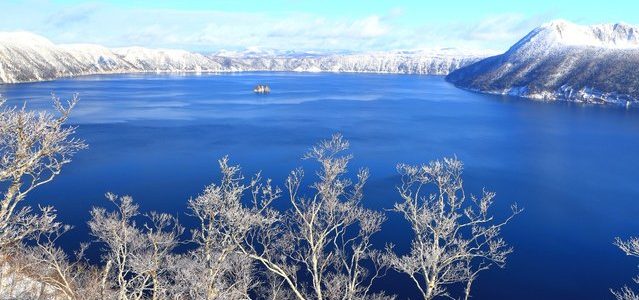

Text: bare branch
xmin=386 ymin=157 xmax=520 ymax=300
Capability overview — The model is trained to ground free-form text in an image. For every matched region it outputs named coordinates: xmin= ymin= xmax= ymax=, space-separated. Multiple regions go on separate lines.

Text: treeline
xmin=0 ymin=96 xmax=633 ymax=300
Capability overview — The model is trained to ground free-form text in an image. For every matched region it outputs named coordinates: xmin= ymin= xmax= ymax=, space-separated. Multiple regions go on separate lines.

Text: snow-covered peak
xmin=537 ymin=20 xmax=639 ymax=49
xmin=0 ymin=31 xmax=55 ymax=47
xmin=448 ymin=20 xmax=639 ymax=105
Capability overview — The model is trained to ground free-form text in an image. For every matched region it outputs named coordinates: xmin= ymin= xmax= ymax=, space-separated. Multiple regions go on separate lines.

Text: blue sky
xmin=1 ymin=0 xmax=637 ymax=52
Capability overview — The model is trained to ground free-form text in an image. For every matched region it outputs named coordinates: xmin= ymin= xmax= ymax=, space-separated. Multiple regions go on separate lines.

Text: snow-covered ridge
xmin=0 ymin=32 xmax=491 ymax=84
xmin=0 ymin=31 xmax=55 ymax=47
xmin=447 ymin=20 xmax=639 ymax=105
xmin=213 ymin=50 xmax=492 ymax=75
xmin=539 ymin=20 xmax=639 ymax=49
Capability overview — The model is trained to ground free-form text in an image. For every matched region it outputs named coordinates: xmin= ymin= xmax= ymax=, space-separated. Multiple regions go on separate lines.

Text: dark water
xmin=2 ymin=73 xmax=639 ymax=299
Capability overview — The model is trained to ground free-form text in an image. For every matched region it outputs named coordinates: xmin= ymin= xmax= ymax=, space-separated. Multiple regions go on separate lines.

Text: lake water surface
xmin=2 ymin=72 xmax=639 ymax=299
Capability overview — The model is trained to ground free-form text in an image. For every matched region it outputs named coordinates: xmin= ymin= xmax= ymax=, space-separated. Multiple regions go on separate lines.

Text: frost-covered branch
xmin=89 ymin=193 xmax=184 ymax=300
xmin=246 ymin=134 xmax=392 ymax=300
xmin=186 ymin=156 xmax=280 ymax=299
xmin=612 ymin=237 xmax=639 ymax=300
xmin=0 ymin=94 xmax=86 ymax=249
xmin=385 ymin=157 xmax=521 ymax=300
xmin=187 ymin=134 xmax=393 ymax=300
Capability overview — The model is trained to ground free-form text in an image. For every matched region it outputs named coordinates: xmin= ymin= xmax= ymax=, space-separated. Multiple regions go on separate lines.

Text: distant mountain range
xmin=2 ymin=21 xmax=638 ymax=105
xmin=446 ymin=20 xmax=639 ymax=105
xmin=0 ymin=32 xmax=490 ymax=84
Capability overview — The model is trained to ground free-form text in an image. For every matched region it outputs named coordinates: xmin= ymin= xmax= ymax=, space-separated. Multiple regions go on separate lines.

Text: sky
xmin=0 ymin=0 xmax=638 ymax=53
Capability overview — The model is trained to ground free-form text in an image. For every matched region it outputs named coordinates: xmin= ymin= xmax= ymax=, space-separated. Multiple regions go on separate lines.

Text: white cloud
xmin=352 ymin=16 xmax=389 ymax=38
xmin=390 ymin=13 xmax=554 ymax=52
xmin=0 ymin=1 xmax=553 ymax=53
xmin=463 ymin=13 xmax=552 ymax=42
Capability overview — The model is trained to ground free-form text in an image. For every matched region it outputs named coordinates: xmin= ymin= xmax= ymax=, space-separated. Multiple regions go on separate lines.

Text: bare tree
xmin=187 ymin=155 xmax=280 ymax=300
xmin=236 ymin=134 xmax=392 ymax=300
xmin=1 ymin=110 xmax=530 ymax=300
xmin=186 ymin=135 xmax=391 ymax=300
xmin=89 ymin=193 xmax=183 ymax=300
xmin=385 ymin=157 xmax=521 ymax=300
xmin=0 ymin=94 xmax=86 ymax=249
xmin=612 ymin=237 xmax=639 ymax=300
xmin=0 ymin=94 xmax=87 ymax=299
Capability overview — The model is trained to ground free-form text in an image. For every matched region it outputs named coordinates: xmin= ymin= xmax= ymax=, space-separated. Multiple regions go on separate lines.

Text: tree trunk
xmin=463 ymin=278 xmax=474 ymax=300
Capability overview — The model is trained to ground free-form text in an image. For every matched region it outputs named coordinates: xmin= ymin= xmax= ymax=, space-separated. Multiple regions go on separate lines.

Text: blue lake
xmin=2 ymin=72 xmax=639 ymax=299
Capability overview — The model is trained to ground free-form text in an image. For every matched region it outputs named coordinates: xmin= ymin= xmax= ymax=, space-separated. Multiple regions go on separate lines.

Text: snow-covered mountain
xmin=446 ymin=20 xmax=639 ymax=105
xmin=0 ymin=32 xmax=490 ymax=84
xmin=0 ymin=32 xmax=226 ymax=83
xmin=0 ymin=32 xmax=125 ymax=83
xmin=211 ymin=49 xmax=490 ymax=74
xmin=113 ymin=47 xmax=222 ymax=72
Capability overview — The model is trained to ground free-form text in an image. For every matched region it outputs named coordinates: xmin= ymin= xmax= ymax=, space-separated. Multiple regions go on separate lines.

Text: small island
xmin=253 ymin=84 xmax=271 ymax=94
